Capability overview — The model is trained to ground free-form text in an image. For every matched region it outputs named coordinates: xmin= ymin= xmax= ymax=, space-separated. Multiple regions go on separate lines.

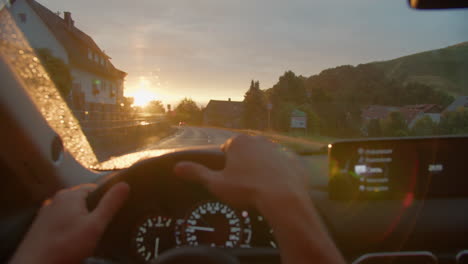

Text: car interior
xmin=1 ymin=0 xmax=468 ymax=263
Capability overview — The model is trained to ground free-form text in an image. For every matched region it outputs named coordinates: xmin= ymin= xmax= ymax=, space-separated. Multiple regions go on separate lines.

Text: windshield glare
xmin=2 ymin=0 xmax=467 ymax=167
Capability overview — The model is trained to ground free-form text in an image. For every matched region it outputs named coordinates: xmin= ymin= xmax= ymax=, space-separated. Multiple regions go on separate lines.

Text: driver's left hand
xmin=9 ymin=183 xmax=129 ymax=264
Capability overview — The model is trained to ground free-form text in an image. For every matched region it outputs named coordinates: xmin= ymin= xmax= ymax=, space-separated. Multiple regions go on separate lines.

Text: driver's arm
xmin=8 ymin=183 xmax=129 ymax=264
xmin=175 ymin=135 xmax=345 ymax=264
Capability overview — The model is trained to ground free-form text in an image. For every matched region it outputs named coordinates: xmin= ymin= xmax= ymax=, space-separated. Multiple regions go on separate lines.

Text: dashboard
xmin=87 ymin=138 xmax=468 ymax=264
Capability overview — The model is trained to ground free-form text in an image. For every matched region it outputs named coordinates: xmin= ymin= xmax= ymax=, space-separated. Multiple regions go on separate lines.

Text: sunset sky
xmin=39 ymin=0 xmax=467 ymax=106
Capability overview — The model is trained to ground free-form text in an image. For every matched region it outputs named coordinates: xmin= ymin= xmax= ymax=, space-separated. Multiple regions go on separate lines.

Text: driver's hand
xmin=174 ymin=135 xmax=309 ymax=208
xmin=174 ymin=135 xmax=345 ymax=264
xmin=9 ymin=183 xmax=129 ymax=264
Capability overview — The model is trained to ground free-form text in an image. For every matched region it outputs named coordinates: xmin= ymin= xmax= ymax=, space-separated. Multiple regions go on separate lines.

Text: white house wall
xmin=9 ymin=0 xmax=69 ymax=63
xmin=71 ymin=68 xmax=117 ymax=105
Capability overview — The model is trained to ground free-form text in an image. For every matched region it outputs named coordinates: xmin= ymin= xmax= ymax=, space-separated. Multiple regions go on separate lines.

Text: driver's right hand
xmin=174 ymin=134 xmax=310 ymax=208
xmin=174 ymin=135 xmax=345 ymax=264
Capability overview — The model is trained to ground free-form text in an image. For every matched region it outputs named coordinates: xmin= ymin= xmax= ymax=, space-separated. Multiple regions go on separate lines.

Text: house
xmin=362 ymin=104 xmax=443 ymax=128
xmin=203 ymin=99 xmax=244 ymax=128
xmin=444 ymin=96 xmax=468 ymax=112
xmin=7 ymin=0 xmax=126 ymax=117
xmin=361 ymin=105 xmax=401 ymax=122
xmin=400 ymin=104 xmax=443 ymax=128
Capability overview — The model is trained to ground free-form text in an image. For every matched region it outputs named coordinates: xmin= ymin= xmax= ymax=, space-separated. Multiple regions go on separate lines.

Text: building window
xmin=18 ymin=13 xmax=27 ymax=23
xmin=88 ymin=49 xmax=93 ymax=60
xmin=92 ymin=80 xmax=100 ymax=96
xmin=102 ymin=80 xmax=107 ymax=92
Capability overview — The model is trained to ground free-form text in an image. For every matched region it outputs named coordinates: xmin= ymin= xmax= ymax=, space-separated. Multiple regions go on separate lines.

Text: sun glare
xmin=126 ymin=77 xmax=158 ymax=107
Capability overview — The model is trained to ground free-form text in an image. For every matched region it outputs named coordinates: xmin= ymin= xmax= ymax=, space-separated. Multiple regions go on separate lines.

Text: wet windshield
xmin=1 ymin=0 xmax=467 ymax=168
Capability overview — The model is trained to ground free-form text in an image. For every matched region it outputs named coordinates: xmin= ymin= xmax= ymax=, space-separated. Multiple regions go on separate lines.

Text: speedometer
xmin=184 ymin=201 xmax=242 ymax=248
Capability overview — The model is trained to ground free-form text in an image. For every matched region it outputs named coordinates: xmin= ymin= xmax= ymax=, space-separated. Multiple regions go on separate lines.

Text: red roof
xmin=362 ymin=104 xmax=443 ymax=123
xmin=361 ymin=105 xmax=401 ymax=120
xmin=400 ymin=104 xmax=443 ymax=123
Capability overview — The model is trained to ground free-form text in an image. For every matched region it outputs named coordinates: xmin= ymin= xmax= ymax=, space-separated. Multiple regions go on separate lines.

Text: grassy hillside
xmin=371 ymin=42 xmax=468 ymax=95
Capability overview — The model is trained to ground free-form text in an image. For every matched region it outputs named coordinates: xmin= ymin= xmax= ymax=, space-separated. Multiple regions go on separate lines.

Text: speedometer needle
xmin=188 ymin=226 xmax=215 ymax=232
xmin=154 ymin=237 xmax=159 ymax=259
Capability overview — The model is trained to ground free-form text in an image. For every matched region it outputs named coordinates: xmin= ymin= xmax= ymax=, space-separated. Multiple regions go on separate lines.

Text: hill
xmin=371 ymin=42 xmax=468 ymax=95
xmin=260 ymin=42 xmax=468 ymax=137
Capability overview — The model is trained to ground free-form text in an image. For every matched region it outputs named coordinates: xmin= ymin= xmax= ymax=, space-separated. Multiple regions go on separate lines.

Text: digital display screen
xmin=328 ymin=137 xmax=468 ymax=200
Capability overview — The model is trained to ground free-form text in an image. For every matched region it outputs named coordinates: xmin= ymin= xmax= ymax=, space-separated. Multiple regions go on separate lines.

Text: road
xmin=144 ymin=126 xmax=239 ymax=150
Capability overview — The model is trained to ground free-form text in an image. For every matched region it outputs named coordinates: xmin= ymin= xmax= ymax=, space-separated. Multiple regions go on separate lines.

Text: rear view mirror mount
xmin=409 ymin=0 xmax=468 ymax=9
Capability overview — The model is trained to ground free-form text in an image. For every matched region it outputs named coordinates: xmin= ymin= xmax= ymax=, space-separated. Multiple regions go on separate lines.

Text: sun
xmin=132 ymin=89 xmax=156 ymax=107
xmin=126 ymin=77 xmax=158 ymax=107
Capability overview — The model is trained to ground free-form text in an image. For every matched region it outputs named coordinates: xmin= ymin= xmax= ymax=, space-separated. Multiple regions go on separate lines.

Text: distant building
xmin=8 ymin=0 xmax=126 ymax=115
xmin=362 ymin=104 xmax=443 ymax=128
xmin=203 ymin=99 xmax=244 ymax=128
xmin=401 ymin=104 xmax=443 ymax=128
xmin=444 ymin=96 xmax=468 ymax=112
xmin=361 ymin=105 xmax=401 ymax=122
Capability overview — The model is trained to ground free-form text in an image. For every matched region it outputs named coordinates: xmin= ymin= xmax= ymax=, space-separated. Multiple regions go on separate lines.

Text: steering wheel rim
xmin=87 ymin=148 xmax=228 ymax=263
xmin=151 ymin=246 xmax=240 ymax=264
xmin=87 ymin=148 xmax=225 ymax=211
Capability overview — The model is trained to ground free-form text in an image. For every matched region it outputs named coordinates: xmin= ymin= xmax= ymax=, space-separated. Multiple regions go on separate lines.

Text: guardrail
xmin=71 ymin=110 xmax=165 ymax=130
xmin=71 ymin=110 xmax=175 ymax=160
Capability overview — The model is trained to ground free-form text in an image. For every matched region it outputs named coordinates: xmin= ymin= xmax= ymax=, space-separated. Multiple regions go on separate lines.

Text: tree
xmin=297 ymin=104 xmax=321 ymax=135
xmin=274 ymin=102 xmax=296 ymax=131
xmin=270 ymin=71 xmax=307 ymax=105
xmin=145 ymin=100 xmax=165 ymax=114
xmin=411 ymin=116 xmax=436 ymax=136
xmin=382 ymin=112 xmax=408 ymax=137
xmin=243 ymin=80 xmax=267 ymax=129
xmin=36 ymin=48 xmax=72 ymax=97
xmin=439 ymin=107 xmax=468 ymax=135
xmin=172 ymin=98 xmax=202 ymax=125
xmin=367 ymin=119 xmax=382 ymax=137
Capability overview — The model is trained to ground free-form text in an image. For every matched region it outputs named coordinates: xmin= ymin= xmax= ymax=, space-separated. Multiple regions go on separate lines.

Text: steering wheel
xmin=86 ymin=148 xmax=280 ymax=264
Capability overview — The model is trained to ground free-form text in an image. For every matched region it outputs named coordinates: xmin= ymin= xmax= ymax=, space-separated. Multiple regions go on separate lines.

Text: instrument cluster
xmin=131 ymin=200 xmax=276 ymax=263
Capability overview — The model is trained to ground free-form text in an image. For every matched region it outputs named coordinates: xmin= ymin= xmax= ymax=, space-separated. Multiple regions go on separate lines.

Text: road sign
xmin=291 ymin=116 xmax=307 ymax=128
xmin=267 ymin=103 xmax=273 ymax=110
xmin=290 ymin=109 xmax=307 ymax=128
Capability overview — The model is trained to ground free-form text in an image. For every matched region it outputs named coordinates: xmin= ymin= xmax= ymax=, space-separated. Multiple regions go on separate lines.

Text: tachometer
xmin=184 ymin=201 xmax=241 ymax=248
xmin=133 ymin=216 xmax=173 ymax=262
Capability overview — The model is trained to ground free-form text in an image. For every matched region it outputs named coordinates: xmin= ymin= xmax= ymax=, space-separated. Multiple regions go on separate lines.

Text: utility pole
xmin=267 ymin=103 xmax=272 ymax=131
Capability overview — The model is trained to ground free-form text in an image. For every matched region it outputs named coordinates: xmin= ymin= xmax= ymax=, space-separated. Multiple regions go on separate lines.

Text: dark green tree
xmin=410 ymin=116 xmax=436 ymax=136
xmin=173 ymin=98 xmax=202 ymax=125
xmin=270 ymin=71 xmax=307 ymax=105
xmin=439 ymin=108 xmax=468 ymax=135
xmin=382 ymin=112 xmax=409 ymax=137
xmin=36 ymin=48 xmax=72 ymax=97
xmin=243 ymin=80 xmax=267 ymax=129
xmin=367 ymin=119 xmax=382 ymax=137
xmin=297 ymin=104 xmax=321 ymax=135
xmin=145 ymin=100 xmax=165 ymax=114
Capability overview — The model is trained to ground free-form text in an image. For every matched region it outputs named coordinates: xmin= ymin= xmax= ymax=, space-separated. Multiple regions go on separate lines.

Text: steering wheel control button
xmin=352 ymin=251 xmax=437 ymax=264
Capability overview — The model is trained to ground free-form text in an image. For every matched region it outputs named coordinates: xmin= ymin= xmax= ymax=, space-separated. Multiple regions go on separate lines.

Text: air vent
xmin=353 ymin=251 xmax=437 ymax=264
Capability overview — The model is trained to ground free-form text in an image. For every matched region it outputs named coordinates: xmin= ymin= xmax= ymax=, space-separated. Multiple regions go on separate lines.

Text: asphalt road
xmin=146 ymin=126 xmax=239 ymax=150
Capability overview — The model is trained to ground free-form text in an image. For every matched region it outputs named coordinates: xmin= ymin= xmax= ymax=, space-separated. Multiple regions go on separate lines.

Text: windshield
xmin=1 ymin=0 xmax=467 ymax=169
